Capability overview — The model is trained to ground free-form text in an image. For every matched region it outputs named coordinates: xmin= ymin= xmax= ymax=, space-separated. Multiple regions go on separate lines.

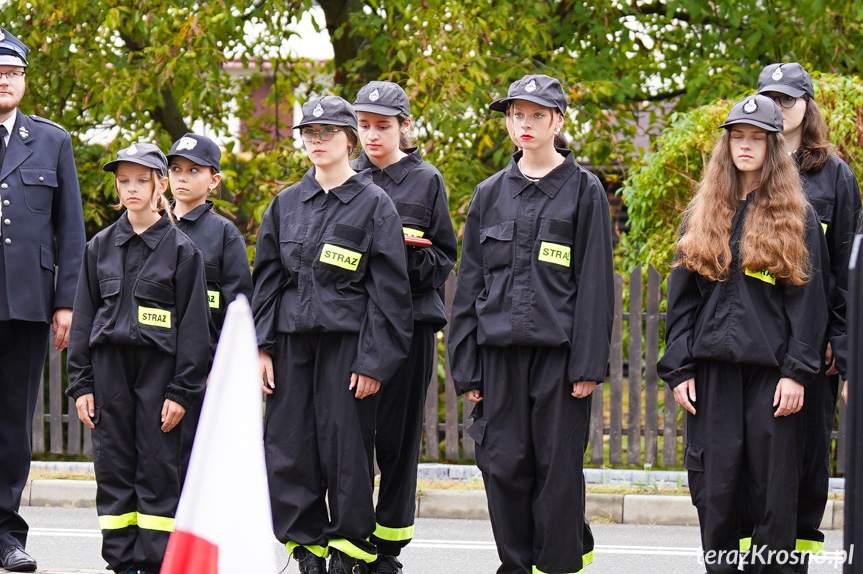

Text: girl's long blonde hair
xmin=674 ymin=129 xmax=811 ymax=284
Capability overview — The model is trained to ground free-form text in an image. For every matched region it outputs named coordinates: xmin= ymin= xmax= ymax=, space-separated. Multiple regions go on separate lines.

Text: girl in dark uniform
xmin=755 ymin=64 xmax=862 ymax=568
xmin=659 ymin=95 xmax=829 ymax=574
xmin=66 ymin=143 xmax=210 ymax=574
xmin=351 ymin=81 xmax=457 ymax=574
xmin=252 ymin=96 xmax=413 ymax=574
xmin=448 ymin=74 xmax=614 ymax=574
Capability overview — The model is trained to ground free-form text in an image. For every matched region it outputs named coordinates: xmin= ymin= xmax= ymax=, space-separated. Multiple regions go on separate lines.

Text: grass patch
xmin=28 ymin=469 xmax=95 ymax=481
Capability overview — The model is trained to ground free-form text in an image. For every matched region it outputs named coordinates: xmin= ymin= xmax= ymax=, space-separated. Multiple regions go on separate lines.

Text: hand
xmin=673 ymin=378 xmax=697 ymax=415
xmin=75 ymin=393 xmax=96 ymax=429
xmin=350 ymin=373 xmax=381 ymax=399
xmin=53 ymin=308 xmax=73 ymax=351
xmin=825 ymin=343 xmax=838 ymax=376
xmin=464 ymin=389 xmax=483 ymax=403
xmin=572 ymin=381 xmax=596 ymax=398
xmin=161 ymin=399 xmax=186 ymax=432
xmin=774 ymin=377 xmax=804 ymax=417
xmin=260 ymin=350 xmax=274 ymax=395
xmin=842 ymin=380 xmax=848 ymax=405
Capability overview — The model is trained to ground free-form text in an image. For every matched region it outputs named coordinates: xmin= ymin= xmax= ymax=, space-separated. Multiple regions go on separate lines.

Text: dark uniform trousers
xmin=372 ymin=321 xmax=435 ymax=555
xmin=91 ymin=345 xmax=184 ymax=573
xmin=687 ymin=360 xmax=804 ymax=574
xmin=266 ymin=332 xmax=379 ymax=562
xmin=0 ymin=321 xmax=49 ymax=550
xmin=475 ymin=345 xmax=591 ymax=574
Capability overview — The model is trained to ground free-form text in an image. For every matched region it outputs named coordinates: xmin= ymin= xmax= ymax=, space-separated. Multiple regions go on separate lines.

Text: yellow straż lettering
xmin=320 ymin=244 xmax=362 ymax=271
xmin=403 ymin=227 xmax=425 ymax=238
xmin=138 ymin=306 xmax=172 ymax=328
xmin=538 ymin=241 xmax=571 ymax=267
xmin=207 ymin=290 xmax=220 ymax=309
xmin=744 ymin=268 xmax=776 ymax=285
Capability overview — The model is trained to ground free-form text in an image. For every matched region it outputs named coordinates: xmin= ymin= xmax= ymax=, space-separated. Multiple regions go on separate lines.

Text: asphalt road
xmin=17 ymin=506 xmax=848 ymax=573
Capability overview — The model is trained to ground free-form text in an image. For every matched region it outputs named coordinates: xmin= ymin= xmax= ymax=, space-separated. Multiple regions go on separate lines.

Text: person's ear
xmin=400 ymin=117 xmax=412 ymax=133
xmin=209 ymin=172 xmax=223 ymax=191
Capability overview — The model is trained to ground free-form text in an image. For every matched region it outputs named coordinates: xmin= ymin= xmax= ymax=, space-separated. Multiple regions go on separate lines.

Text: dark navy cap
xmin=757 ymin=63 xmax=814 ymax=99
xmin=718 ymin=95 xmax=784 ymax=133
xmin=292 ymin=96 xmax=358 ymax=130
xmin=167 ymin=133 xmax=221 ymax=172
xmin=353 ymin=81 xmax=411 ymax=116
xmin=102 ymin=142 xmax=169 ymax=176
xmin=0 ymin=28 xmax=29 ymax=67
xmin=489 ymin=74 xmax=568 ymax=115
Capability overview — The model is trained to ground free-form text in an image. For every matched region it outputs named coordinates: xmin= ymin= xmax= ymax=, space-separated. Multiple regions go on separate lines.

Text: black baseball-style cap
xmin=292 ymin=96 xmax=358 ymax=130
xmin=353 ymin=81 xmax=411 ymax=117
xmin=167 ymin=133 xmax=221 ymax=172
xmin=489 ymin=74 xmax=568 ymax=115
xmin=102 ymin=142 xmax=169 ymax=176
xmin=0 ymin=28 xmax=29 ymax=67
xmin=757 ymin=63 xmax=814 ymax=99
xmin=718 ymin=95 xmax=784 ymax=133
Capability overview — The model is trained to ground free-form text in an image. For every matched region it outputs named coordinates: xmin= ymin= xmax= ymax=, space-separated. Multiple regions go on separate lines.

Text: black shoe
xmin=294 ymin=546 xmax=326 ymax=574
xmin=373 ymin=555 xmax=403 ymax=574
xmin=0 ymin=545 xmax=37 ymax=572
xmin=328 ymin=548 xmax=371 ymax=574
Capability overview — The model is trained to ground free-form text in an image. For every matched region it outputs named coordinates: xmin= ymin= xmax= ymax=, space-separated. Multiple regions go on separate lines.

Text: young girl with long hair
xmin=252 ymin=96 xmax=413 ymax=574
xmin=351 ymin=81 xmax=457 ymax=574
xmin=659 ymin=95 xmax=829 ymax=574
xmin=448 ymin=74 xmax=614 ymax=574
xmin=66 ymin=143 xmax=210 ymax=574
xmin=756 ymin=63 xmax=862 ymax=566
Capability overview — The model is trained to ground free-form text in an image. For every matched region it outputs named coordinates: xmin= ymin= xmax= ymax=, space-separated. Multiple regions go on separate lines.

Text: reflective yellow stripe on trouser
xmin=328 ymin=539 xmax=377 ymax=563
xmin=285 ymin=541 xmax=329 ymax=558
xmin=740 ymin=537 xmax=823 ymax=554
xmin=98 ymin=512 xmax=175 ymax=532
xmin=530 ymin=550 xmax=593 ymax=574
xmin=373 ymin=523 xmax=414 ymax=543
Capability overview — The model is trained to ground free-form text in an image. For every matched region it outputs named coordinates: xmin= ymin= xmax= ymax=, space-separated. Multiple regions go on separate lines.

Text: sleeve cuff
xmin=164 ymin=391 xmax=191 ymax=410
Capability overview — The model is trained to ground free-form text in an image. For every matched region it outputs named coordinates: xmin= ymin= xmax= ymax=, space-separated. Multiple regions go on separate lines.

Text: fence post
xmin=31 ymin=362 xmax=45 ymax=454
xmin=609 ymin=273 xmax=624 ymax=465
xmin=644 ymin=265 xmax=661 ymax=466
xmin=49 ymin=348 xmax=64 ymax=453
xmin=443 ymin=272 xmax=460 ymax=460
xmin=424 ymin=343 xmax=440 ymax=461
xmin=627 ymin=264 xmax=643 ymax=465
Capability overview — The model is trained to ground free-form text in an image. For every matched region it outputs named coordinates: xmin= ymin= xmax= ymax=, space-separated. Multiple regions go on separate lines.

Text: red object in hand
xmin=404 ymin=235 xmax=432 ymax=248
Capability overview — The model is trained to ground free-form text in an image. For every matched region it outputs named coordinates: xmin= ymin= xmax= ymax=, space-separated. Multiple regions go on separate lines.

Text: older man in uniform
xmin=0 ymin=29 xmax=85 ymax=572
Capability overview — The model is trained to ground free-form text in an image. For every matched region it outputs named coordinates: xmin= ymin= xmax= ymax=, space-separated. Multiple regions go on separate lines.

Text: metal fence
xmin=33 ymin=264 xmax=847 ymax=474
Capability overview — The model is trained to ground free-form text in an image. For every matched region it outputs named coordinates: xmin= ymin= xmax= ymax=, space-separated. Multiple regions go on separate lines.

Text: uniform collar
xmin=175 ymin=200 xmax=214 ymax=222
xmin=298 ymin=167 xmax=372 ymax=204
xmin=354 ymin=148 xmax=423 ymax=184
xmin=507 ymin=149 xmax=578 ymax=199
xmin=114 ymin=211 xmax=172 ymax=249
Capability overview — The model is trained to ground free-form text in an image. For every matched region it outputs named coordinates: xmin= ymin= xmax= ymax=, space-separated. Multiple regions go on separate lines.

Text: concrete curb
xmin=20 ymin=478 xmax=845 ymax=530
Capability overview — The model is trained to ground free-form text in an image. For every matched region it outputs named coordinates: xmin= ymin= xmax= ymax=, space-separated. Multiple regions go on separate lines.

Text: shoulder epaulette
xmin=29 ymin=115 xmax=67 ymax=132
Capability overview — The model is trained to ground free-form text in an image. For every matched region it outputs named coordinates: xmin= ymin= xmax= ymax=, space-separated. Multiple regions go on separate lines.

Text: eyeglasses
xmin=300 ymin=127 xmax=343 ymax=141
xmin=0 ymin=71 xmax=25 ymax=80
xmin=769 ymin=94 xmax=799 ymax=109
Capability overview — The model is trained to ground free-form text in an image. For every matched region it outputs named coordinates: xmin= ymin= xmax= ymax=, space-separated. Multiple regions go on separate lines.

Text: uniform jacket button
xmin=4 ymin=238 xmax=10 ymax=245
xmin=39 ymin=176 xmax=44 ymax=181
xmin=1 ymin=183 xmax=7 ymax=189
xmin=3 ymin=219 xmax=8 ymax=225
xmin=2 ymin=200 xmax=8 ymax=206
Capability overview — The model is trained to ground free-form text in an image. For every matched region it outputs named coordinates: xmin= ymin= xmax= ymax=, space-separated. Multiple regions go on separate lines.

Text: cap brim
xmin=167 ymin=152 xmax=219 ymax=172
xmin=0 ymin=55 xmax=25 ymax=67
xmin=352 ymin=103 xmax=405 ymax=116
xmin=757 ymin=84 xmax=807 ymax=98
xmin=291 ymin=120 xmax=356 ymax=130
xmin=718 ymin=118 xmax=781 ymax=133
xmin=102 ymin=158 xmax=168 ymax=175
xmin=489 ymin=95 xmax=564 ymax=113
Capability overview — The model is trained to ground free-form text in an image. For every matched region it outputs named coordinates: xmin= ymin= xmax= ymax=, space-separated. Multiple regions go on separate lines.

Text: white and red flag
xmin=161 ymin=296 xmax=275 ymax=574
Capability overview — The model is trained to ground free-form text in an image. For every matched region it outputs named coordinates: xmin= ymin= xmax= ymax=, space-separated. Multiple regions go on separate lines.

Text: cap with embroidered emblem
xmin=489 ymin=74 xmax=568 ymax=115
xmin=167 ymin=133 xmax=221 ymax=172
xmin=102 ymin=142 xmax=169 ymax=176
xmin=0 ymin=28 xmax=29 ymax=67
xmin=757 ymin=62 xmax=814 ymax=99
xmin=718 ymin=94 xmax=784 ymax=133
xmin=353 ymin=81 xmax=411 ymax=117
xmin=292 ymin=96 xmax=358 ymax=130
